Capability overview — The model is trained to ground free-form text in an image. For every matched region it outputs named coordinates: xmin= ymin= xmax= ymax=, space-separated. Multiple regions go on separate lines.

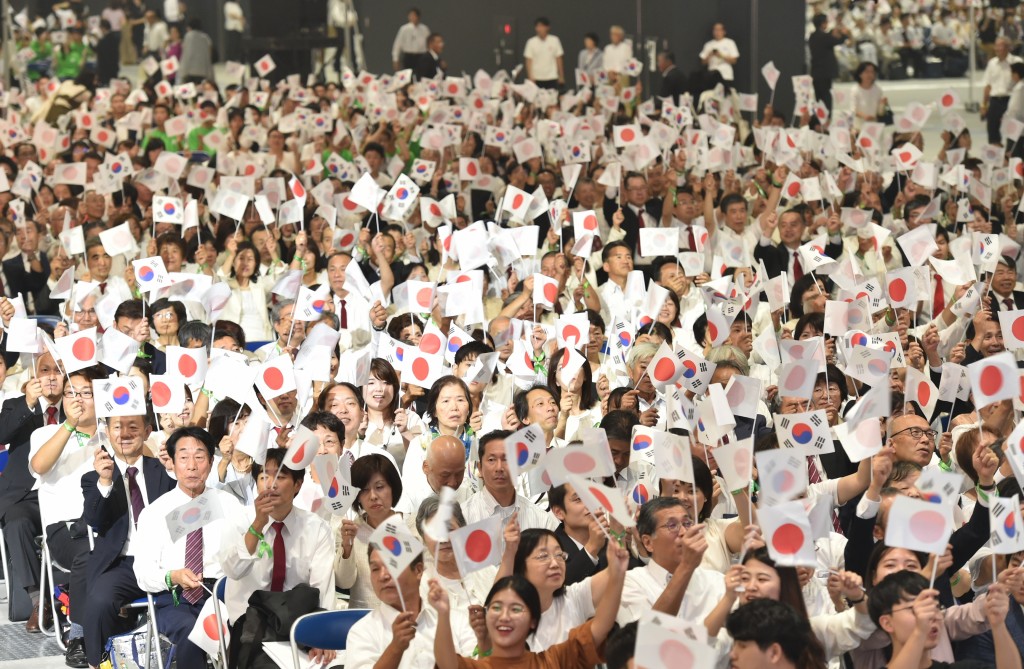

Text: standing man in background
xmin=982 ymin=36 xmax=1023 ymax=145
xmin=602 ymin=25 xmax=632 ymax=81
xmin=223 ymin=1 xmax=245 ymax=64
xmin=524 ymin=17 xmax=564 ymax=90
xmin=699 ymin=22 xmax=739 ymax=86
xmin=391 ymin=7 xmax=429 ymax=71
xmin=808 ymin=13 xmax=849 ymax=111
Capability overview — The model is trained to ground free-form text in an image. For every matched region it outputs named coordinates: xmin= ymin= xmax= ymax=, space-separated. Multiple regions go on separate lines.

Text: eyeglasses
xmin=530 ymin=551 xmax=569 ymax=564
xmin=657 ymin=518 xmax=694 ymax=535
xmin=885 ymin=602 xmax=946 ymax=616
xmin=487 ymin=602 xmax=528 ymax=616
xmin=63 ymin=389 xmax=93 ymax=399
xmin=892 ymin=427 xmax=938 ymax=441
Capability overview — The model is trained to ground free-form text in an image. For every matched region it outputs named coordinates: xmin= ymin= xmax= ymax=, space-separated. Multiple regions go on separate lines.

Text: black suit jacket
xmin=754 ymin=239 xmax=843 ymax=280
xmin=554 ymin=524 xmax=605 ymax=587
xmin=988 ymin=289 xmax=1024 ymax=314
xmin=601 ymin=196 xmax=664 ymax=258
xmin=0 ymin=396 xmax=63 ymax=521
xmin=81 ymin=456 xmax=175 ymax=581
xmin=659 ymin=66 xmax=688 ymax=106
xmin=2 ymin=253 xmax=51 ymax=315
xmin=413 ymin=51 xmax=444 ymax=81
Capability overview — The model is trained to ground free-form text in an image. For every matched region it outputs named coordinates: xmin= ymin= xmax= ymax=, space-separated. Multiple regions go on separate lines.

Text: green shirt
xmin=187 ymin=125 xmax=217 ymax=155
xmin=141 ymin=129 xmax=181 ymax=153
xmin=54 ymin=41 xmax=87 ymax=80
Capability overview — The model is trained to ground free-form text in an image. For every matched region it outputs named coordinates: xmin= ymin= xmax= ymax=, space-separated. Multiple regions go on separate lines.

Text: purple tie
xmin=182 ymin=527 xmax=204 ymax=604
xmin=126 ymin=466 xmax=144 ymax=525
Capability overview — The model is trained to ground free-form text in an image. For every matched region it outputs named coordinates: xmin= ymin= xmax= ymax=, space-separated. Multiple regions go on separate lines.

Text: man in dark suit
xmin=3 ymin=221 xmax=51 ymax=315
xmin=656 ymin=51 xmax=688 ymax=107
xmin=413 ymin=32 xmax=445 ymax=81
xmin=80 ymin=413 xmax=174 ymax=669
xmin=0 ymin=349 xmax=65 ymax=630
xmin=754 ymin=207 xmax=843 ymax=282
xmin=988 ymin=257 xmax=1024 ymax=313
xmin=601 ymin=171 xmax=663 ymax=276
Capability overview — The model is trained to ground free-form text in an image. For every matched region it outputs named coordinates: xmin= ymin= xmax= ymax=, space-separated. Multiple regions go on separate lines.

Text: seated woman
xmin=428 ymin=538 xmax=630 ymax=669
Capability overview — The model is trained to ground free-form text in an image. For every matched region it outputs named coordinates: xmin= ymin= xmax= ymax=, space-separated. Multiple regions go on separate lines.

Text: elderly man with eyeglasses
xmin=889 ymin=414 xmax=941 ymax=468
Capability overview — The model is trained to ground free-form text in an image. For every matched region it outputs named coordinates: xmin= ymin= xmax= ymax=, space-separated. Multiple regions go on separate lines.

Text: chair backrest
xmin=290 ymin=609 xmax=371 ymax=652
xmin=215 ymin=576 xmax=227 ymax=601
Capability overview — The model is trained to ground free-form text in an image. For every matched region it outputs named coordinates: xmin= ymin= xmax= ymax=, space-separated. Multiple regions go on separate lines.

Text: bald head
xmin=424 ymin=435 xmax=466 ymax=493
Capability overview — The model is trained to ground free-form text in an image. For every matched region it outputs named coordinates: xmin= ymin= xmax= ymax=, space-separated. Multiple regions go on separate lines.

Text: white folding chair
xmin=38 ymin=532 xmax=67 ymax=651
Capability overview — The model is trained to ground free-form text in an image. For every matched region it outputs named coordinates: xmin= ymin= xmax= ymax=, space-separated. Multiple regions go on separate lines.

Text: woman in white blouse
xmin=334 ymin=452 xmax=413 ymax=609
xmin=317 ymin=381 xmax=368 ymax=458
xmin=361 ymin=358 xmax=422 ymax=469
xmin=547 ymin=348 xmax=602 ymax=443
xmin=217 ymin=239 xmax=279 ymax=341
xmin=851 ymin=61 xmax=887 ymax=130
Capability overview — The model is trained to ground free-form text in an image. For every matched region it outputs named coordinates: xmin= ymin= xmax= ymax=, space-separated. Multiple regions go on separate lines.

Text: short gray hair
xmin=270 ymin=299 xmax=295 ymax=325
xmin=415 ymin=494 xmax=467 ymax=539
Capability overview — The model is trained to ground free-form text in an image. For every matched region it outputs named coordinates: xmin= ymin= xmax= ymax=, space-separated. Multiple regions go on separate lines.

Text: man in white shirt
xmin=223 ymin=1 xmax=245 ymax=62
xmin=133 ymin=427 xmax=242 ymax=669
xmin=462 ymin=431 xmax=558 ymax=531
xmin=391 ymin=7 xmax=430 ymax=71
xmin=219 ymin=448 xmax=337 ymax=664
xmin=142 ymin=10 xmax=169 ymax=60
xmin=397 ymin=434 xmax=473 ymax=515
xmin=602 ymin=25 xmax=632 ymax=76
xmin=81 ymin=414 xmax=175 ymax=669
xmin=255 ymin=300 xmax=304 ymax=362
xmin=346 ymin=548 xmax=479 ymax=669
xmin=617 ymin=497 xmax=725 ymax=625
xmin=699 ymin=22 xmax=740 ymax=83
xmin=983 ymin=36 xmax=1023 ymax=144
xmin=523 ymin=17 xmax=564 ymax=89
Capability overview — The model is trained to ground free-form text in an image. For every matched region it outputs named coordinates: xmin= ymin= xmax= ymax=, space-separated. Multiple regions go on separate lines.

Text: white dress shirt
xmin=984 ymin=55 xmax=1024 ymax=97
xmin=602 ymin=40 xmax=633 ymax=74
xmin=617 ymin=559 xmax=725 ymax=625
xmin=391 ymin=22 xmax=431 ymax=63
xmin=524 ymin=34 xmax=564 ymax=81
xmin=699 ymin=38 xmax=739 ymax=81
xmin=218 ymin=505 xmax=336 ymax=623
xmin=133 ymin=485 xmax=242 ymax=593
xmin=462 ymin=487 xmax=558 ymax=531
xmin=97 ymin=455 xmax=153 ymax=556
xmin=28 ymin=424 xmax=94 ymax=526
xmin=529 ymin=579 xmax=595 ymax=651
xmin=346 ymin=600 xmax=477 ymax=669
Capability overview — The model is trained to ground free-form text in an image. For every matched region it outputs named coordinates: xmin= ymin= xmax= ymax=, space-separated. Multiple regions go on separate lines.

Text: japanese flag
xmin=646 ymin=342 xmax=686 ymax=390
xmin=999 ymin=309 xmax=1024 ymax=350
xmin=501 ymin=185 xmax=533 ymax=221
xmin=418 ymin=321 xmax=447 ymax=356
xmin=634 ymin=620 xmax=714 ymax=669
xmin=203 ymin=283 xmax=234 ymax=322
xmin=757 ymin=500 xmax=818 ymax=567
xmin=450 ymin=514 xmax=503 ymax=576
xmin=54 ymin=162 xmax=87 ymax=186
xmin=459 ymin=158 xmax=480 ymax=182
xmin=53 ymin=327 xmax=98 ymax=373
xmin=149 ymin=374 xmax=186 ymax=414
xmin=780 ymin=172 xmax=802 ymax=200
xmin=612 ymin=124 xmax=642 ymax=148
xmin=159 ymin=56 xmax=179 ymax=78
xmin=255 ymin=354 xmax=297 ymax=400
xmin=153 ymin=196 xmax=184 ymax=224
xmin=886 ymin=266 xmax=919 ymax=309
xmin=833 ymin=417 xmax=883 ymax=463
xmin=368 ymin=514 xmax=424 ymax=581
xmin=49 ymin=267 xmax=74 ymax=300
xmin=990 ymin=495 xmax=1024 ymax=553
xmin=420 ymin=197 xmax=446 ymax=226
xmin=532 ymin=273 xmax=560 ymax=310
xmin=505 ymin=424 xmax=546 ymax=478
xmin=904 ymin=367 xmax=939 ymax=420
xmin=714 ymin=438 xmax=754 ymax=491
xmin=154 ymin=151 xmax=187 ymax=179
xmin=254 ymin=54 xmax=276 ymax=77
xmin=283 ymin=425 xmax=320 ymax=470
xmin=402 ymin=348 xmax=445 ymax=389
xmin=556 ymin=312 xmax=590 ymax=350
xmin=567 ymin=474 xmax=635 ymax=527
xmin=89 ymin=126 xmax=116 ymax=149
xmin=187 ymin=596 xmax=229 ymax=658
xmin=762 ymin=61 xmax=781 ymax=90
xmin=968 ymin=351 xmax=1019 ymax=408
xmin=938 ymin=89 xmax=960 ymax=111
xmin=885 ymin=495 xmax=953 ymax=555
xmin=403 ymin=280 xmax=435 ymax=313
xmin=166 ymin=345 xmax=208 ymax=387
xmin=92 ymin=376 xmax=146 ymax=417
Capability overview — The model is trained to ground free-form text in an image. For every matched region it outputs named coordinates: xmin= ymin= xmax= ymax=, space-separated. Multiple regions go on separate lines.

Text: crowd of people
xmin=2 ymin=3 xmax=1024 ymax=669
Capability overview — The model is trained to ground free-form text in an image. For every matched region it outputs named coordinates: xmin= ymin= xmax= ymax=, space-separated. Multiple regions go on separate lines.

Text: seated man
xmin=219 ymin=448 xmax=337 ymax=665
xmin=462 ymin=430 xmax=558 ymax=531
xmin=346 ymin=547 xmax=480 ymax=669
xmin=396 ymin=434 xmax=473 ymax=515
xmin=133 ymin=427 xmax=242 ymax=668
xmin=617 ymin=497 xmax=725 ymax=626
xmin=81 ymin=413 xmax=175 ymax=669
xmin=869 ymin=571 xmax=1019 ymax=669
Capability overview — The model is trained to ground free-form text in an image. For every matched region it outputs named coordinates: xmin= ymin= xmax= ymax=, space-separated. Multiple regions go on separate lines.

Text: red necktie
xmin=933 ymin=279 xmax=945 ymax=319
xmin=1005 ymin=297 xmax=1015 ymax=311
xmin=687 ymin=226 xmax=697 ymax=252
xmin=270 ymin=521 xmax=286 ymax=592
xmin=183 ymin=527 xmax=204 ymax=604
xmin=792 ymin=251 xmax=804 ymax=281
xmin=99 ymin=281 xmax=107 ymax=294
xmin=339 ymin=298 xmax=348 ymax=329
xmin=636 ymin=207 xmax=646 ymax=256
xmin=46 ymin=406 xmax=58 ymax=425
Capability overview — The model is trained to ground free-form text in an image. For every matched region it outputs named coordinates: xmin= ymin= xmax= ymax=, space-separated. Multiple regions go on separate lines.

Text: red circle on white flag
xmin=412 ymin=358 xmax=430 ymax=380
xmin=653 ymin=359 xmax=676 ymax=382
xmin=980 ymin=365 xmax=1004 ymax=396
xmin=772 ymin=523 xmax=805 ymax=554
xmin=72 ymin=338 xmax=95 ymax=360
xmin=152 ymin=381 xmax=171 ymax=407
xmin=263 ymin=367 xmax=284 ymax=390
xmin=464 ymin=529 xmax=492 ymax=561
xmin=420 ymin=334 xmax=442 ymax=354
xmin=178 ymin=355 xmax=197 ymax=377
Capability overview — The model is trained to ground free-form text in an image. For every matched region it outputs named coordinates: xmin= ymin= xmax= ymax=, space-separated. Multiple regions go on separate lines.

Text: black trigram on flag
xmin=991 ymin=531 xmax=1003 ymax=547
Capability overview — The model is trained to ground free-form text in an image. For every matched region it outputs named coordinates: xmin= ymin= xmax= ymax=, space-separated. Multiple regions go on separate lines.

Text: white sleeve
xmin=567 ymin=578 xmax=596 ymax=620
xmin=344 ymin=618 xmax=382 ymax=669
xmin=311 ymin=519 xmax=338 ymax=611
xmin=553 ymin=37 xmax=564 ymax=58
xmin=811 ymin=608 xmax=877 ymax=659
xmin=132 ymin=505 xmax=170 ymax=593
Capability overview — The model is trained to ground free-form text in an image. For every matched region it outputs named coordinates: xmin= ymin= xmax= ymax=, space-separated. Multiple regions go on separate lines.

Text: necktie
xmin=792 ymin=251 xmax=804 ymax=281
xmin=183 ymin=527 xmax=204 ymax=604
xmin=338 ymin=298 xmax=348 ymax=329
xmin=636 ymin=207 xmax=646 ymax=256
xmin=99 ymin=281 xmax=107 ymax=295
xmin=1005 ymin=297 xmax=1015 ymax=311
xmin=933 ymin=279 xmax=945 ymax=319
xmin=126 ymin=466 xmax=145 ymax=525
xmin=687 ymin=226 xmax=697 ymax=252
xmin=807 ymin=457 xmax=842 ymax=534
xmin=45 ymin=406 xmax=58 ymax=425
xmin=270 ymin=521 xmax=286 ymax=592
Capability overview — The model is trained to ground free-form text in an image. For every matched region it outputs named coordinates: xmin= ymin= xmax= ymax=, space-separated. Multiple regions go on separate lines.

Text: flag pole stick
xmin=928 ymin=551 xmax=940 ymax=589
